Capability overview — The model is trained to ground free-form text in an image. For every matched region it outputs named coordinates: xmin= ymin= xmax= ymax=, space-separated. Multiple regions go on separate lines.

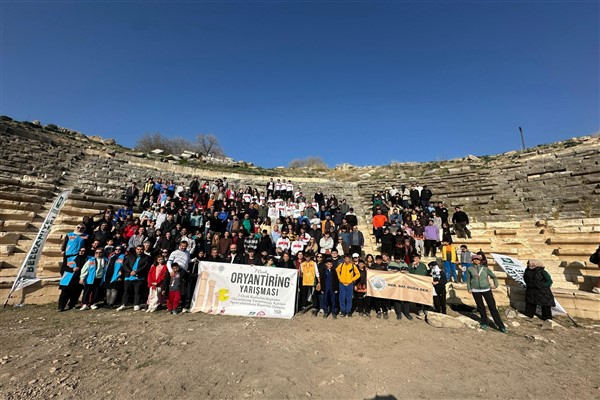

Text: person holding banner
xmin=466 ymin=254 xmax=507 ymax=333
xmin=523 ymin=260 xmax=556 ymax=321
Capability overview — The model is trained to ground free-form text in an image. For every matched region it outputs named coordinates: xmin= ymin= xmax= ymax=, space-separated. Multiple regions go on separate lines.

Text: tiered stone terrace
xmin=0 ymin=117 xmax=598 ymax=318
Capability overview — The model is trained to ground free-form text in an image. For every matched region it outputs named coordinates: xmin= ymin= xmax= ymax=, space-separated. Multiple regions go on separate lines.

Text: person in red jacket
xmin=147 ymin=255 xmax=168 ymax=312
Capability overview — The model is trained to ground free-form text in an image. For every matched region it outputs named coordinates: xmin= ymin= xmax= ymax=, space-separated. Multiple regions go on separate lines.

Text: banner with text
xmin=3 ymin=190 xmax=70 ymax=307
xmin=367 ymin=270 xmax=433 ymax=305
xmin=491 ymin=253 xmax=567 ymax=315
xmin=190 ymin=261 xmax=298 ymax=319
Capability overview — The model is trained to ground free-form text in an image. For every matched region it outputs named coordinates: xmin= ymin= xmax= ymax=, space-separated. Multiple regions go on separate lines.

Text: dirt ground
xmin=0 ymin=305 xmax=599 ymax=400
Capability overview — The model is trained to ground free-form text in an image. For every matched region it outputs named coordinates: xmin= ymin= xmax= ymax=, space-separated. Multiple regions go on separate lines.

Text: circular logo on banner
xmin=217 ymin=288 xmax=230 ymax=302
xmin=370 ymin=276 xmax=387 ymax=291
xmin=257 ymin=311 xmax=266 ymax=317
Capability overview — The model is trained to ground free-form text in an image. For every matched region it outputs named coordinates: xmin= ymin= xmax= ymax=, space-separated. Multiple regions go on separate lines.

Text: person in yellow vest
xmin=299 ymin=253 xmax=319 ymax=312
xmin=440 ymin=240 xmax=459 ymax=283
xmin=336 ymin=254 xmax=361 ymax=317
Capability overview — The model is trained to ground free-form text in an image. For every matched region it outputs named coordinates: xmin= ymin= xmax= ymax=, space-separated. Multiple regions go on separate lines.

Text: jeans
xmin=444 ymin=261 xmax=457 ymax=282
xmin=321 ymin=289 xmax=337 ymax=314
xmin=339 ymin=283 xmax=353 ymax=314
xmin=458 ymin=263 xmax=471 ymax=283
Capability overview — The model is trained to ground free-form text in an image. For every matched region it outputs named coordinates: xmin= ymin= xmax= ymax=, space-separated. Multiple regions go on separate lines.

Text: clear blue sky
xmin=1 ymin=1 xmax=598 ymax=167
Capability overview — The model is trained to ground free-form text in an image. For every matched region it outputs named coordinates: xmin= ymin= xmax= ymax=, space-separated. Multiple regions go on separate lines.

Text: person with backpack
xmin=336 ymin=254 xmax=361 ymax=317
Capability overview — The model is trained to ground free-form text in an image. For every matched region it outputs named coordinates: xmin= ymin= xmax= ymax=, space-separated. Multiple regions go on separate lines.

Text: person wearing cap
xmin=336 ymin=254 xmax=361 ymax=317
xmin=466 ymin=254 xmax=507 ymax=332
xmin=318 ymin=257 xmax=339 ymax=318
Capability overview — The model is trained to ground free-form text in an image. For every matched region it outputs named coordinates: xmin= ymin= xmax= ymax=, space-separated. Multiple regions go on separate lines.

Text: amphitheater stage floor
xmin=0 ymin=305 xmax=599 ymax=400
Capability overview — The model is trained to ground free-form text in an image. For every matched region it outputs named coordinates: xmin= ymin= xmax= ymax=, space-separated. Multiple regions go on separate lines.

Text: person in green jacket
xmin=466 ymin=254 xmax=507 ymax=333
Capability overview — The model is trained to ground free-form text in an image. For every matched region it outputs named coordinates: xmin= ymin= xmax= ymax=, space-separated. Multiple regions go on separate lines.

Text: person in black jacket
xmin=428 ymin=260 xmax=447 ymax=314
xmin=224 ymin=244 xmax=244 ymax=264
xmin=277 ymin=251 xmax=295 ymax=269
xmin=116 ymin=245 xmax=151 ymax=311
xmin=523 ymin=260 xmax=556 ymax=320
xmin=590 ymin=245 xmax=600 ymax=294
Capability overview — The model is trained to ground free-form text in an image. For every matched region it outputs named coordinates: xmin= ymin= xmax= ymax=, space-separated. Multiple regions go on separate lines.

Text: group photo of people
xmin=56 ymin=175 xmax=572 ymax=333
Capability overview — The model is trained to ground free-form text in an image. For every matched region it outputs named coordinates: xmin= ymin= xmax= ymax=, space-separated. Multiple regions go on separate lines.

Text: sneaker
xmin=499 ymin=327 xmax=508 ymax=334
xmin=172 ymin=310 xmax=180 ymax=315
xmin=133 ymin=305 xmax=141 ymax=311
xmin=340 ymin=313 xmax=346 ymax=318
xmin=347 ymin=313 xmax=353 ymax=318
xmin=332 ymin=314 xmax=338 ymax=320
xmin=116 ymin=305 xmax=126 ymax=311
xmin=376 ymin=312 xmax=382 ymax=319
xmin=417 ymin=310 xmax=424 ymax=316
xmin=323 ymin=312 xmax=330 ymax=319
xmin=480 ymin=324 xmax=488 ymax=330
xmin=145 ymin=308 xmax=152 ymax=313
xmin=312 ymin=310 xmax=319 ymax=317
xmin=383 ymin=312 xmax=389 ymax=320
xmin=79 ymin=305 xmax=89 ymax=311
xmin=181 ymin=308 xmax=189 ymax=313
xmin=396 ymin=314 xmax=402 ymax=320
xmin=592 ymin=287 xmax=600 ymax=294
xmin=404 ymin=313 xmax=413 ymax=321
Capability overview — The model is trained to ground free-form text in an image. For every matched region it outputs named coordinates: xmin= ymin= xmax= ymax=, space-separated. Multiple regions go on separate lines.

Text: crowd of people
xmin=55 ymin=176 xmax=575 ymax=332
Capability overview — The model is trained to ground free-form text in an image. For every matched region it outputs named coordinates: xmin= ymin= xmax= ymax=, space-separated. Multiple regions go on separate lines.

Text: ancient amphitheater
xmin=0 ymin=116 xmax=599 ymax=319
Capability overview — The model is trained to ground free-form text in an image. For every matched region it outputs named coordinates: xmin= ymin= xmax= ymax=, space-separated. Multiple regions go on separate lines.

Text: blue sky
xmin=1 ymin=1 xmax=598 ymax=167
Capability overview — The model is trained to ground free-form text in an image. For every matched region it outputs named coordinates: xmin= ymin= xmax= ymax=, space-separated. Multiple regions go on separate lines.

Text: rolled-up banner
xmin=190 ymin=261 xmax=298 ymax=319
xmin=4 ymin=190 xmax=71 ymax=306
xmin=491 ymin=253 xmax=567 ymax=315
xmin=367 ymin=270 xmax=433 ymax=306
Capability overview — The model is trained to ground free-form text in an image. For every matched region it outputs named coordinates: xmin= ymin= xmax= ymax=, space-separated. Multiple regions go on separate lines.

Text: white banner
xmin=491 ymin=253 xmax=567 ymax=315
xmin=190 ymin=261 xmax=298 ymax=319
xmin=3 ymin=190 xmax=71 ymax=307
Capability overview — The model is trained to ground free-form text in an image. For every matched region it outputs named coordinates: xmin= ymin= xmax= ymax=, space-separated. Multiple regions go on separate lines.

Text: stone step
xmin=0 ymin=199 xmax=43 ymax=212
xmin=546 ymin=237 xmax=600 ymax=245
xmin=0 ymin=210 xmax=38 ymax=222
